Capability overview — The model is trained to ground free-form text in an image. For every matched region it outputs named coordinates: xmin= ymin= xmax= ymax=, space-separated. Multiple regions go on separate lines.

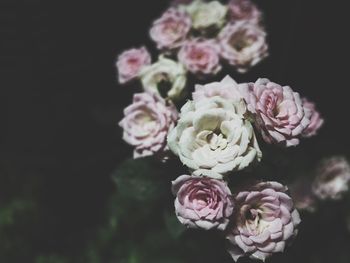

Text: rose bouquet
xmin=114 ymin=0 xmax=350 ymax=262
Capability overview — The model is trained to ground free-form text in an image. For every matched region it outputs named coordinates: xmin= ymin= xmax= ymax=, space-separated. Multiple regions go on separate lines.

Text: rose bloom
xmin=312 ymin=156 xmax=350 ymax=200
xmin=150 ymin=8 xmax=191 ymax=50
xmin=178 ymin=38 xmax=221 ymax=75
xmin=226 ymin=181 xmax=301 ymax=262
xmin=240 ymin=78 xmax=312 ymax=147
xmin=192 ymin=75 xmax=244 ymax=102
xmin=139 ymin=56 xmax=187 ymax=101
xmin=172 ymin=174 xmax=234 ymax=230
xmin=228 ymin=0 xmax=262 ymax=24
xmin=301 ymin=98 xmax=324 ymax=138
xmin=167 ymin=96 xmax=262 ymax=179
xmin=119 ymin=92 xmax=178 ymax=158
xmin=183 ymin=0 xmax=228 ymax=30
xmin=289 ymin=177 xmax=318 ymax=212
xmin=116 ymin=47 xmax=151 ymax=84
xmin=219 ymin=21 xmax=268 ymax=73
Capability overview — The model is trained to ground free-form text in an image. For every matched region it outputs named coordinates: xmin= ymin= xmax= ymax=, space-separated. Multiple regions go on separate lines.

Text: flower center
xmin=156 ymin=73 xmax=172 ymax=98
xmin=207 ymin=132 xmax=228 ymax=150
xmin=230 ymin=31 xmax=254 ymax=51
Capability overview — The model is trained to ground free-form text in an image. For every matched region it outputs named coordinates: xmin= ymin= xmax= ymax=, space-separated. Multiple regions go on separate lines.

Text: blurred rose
xmin=178 ymin=38 xmax=221 ymax=75
xmin=227 ymin=181 xmax=301 ymax=261
xmin=183 ymin=0 xmax=228 ymax=30
xmin=116 ymin=47 xmax=151 ymax=84
xmin=119 ymin=92 xmax=178 ymax=158
xmin=312 ymin=156 xmax=350 ymax=200
xmin=172 ymin=174 xmax=234 ymax=230
xmin=240 ymin=78 xmax=312 ymax=147
xmin=139 ymin=56 xmax=187 ymax=101
xmin=228 ymin=0 xmax=261 ymax=24
xmin=150 ymin=8 xmax=191 ymax=50
xmin=192 ymin=75 xmax=244 ymax=102
xmin=301 ymin=98 xmax=324 ymax=138
xmin=167 ymin=96 xmax=261 ymax=179
xmin=219 ymin=21 xmax=268 ymax=73
xmin=289 ymin=177 xmax=318 ymax=212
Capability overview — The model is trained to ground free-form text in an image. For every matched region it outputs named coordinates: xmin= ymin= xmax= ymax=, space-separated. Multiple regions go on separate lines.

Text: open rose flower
xmin=312 ymin=156 xmax=350 ymax=200
xmin=219 ymin=21 xmax=268 ymax=73
xmin=192 ymin=75 xmax=244 ymax=102
xmin=228 ymin=0 xmax=262 ymax=24
xmin=183 ymin=0 xmax=228 ymax=31
xmin=139 ymin=56 xmax=187 ymax=101
xmin=116 ymin=47 xmax=151 ymax=84
xmin=240 ymin=78 xmax=312 ymax=147
xmin=226 ymin=181 xmax=301 ymax=262
xmin=178 ymin=38 xmax=221 ymax=75
xmin=301 ymin=98 xmax=324 ymax=138
xmin=119 ymin=92 xmax=178 ymax=158
xmin=150 ymin=8 xmax=191 ymax=50
xmin=172 ymin=174 xmax=234 ymax=230
xmin=167 ymin=96 xmax=262 ymax=179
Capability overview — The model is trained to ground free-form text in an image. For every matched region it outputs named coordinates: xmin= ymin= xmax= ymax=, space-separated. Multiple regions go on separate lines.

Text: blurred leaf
xmin=35 ymin=255 xmax=70 ymax=263
xmin=111 ymin=158 xmax=168 ymax=204
xmin=163 ymin=210 xmax=185 ymax=240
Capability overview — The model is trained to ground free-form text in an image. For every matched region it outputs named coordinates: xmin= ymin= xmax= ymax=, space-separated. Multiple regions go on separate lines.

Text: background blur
xmin=2 ymin=0 xmax=350 ymax=262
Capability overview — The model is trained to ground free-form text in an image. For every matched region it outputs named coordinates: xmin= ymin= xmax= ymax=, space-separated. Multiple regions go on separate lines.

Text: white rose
xmin=183 ymin=1 xmax=228 ymax=30
xmin=139 ymin=56 xmax=187 ymax=101
xmin=167 ymin=96 xmax=262 ymax=179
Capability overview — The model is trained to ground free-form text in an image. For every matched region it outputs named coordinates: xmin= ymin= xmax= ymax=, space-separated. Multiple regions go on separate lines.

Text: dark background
xmin=2 ymin=0 xmax=350 ymax=262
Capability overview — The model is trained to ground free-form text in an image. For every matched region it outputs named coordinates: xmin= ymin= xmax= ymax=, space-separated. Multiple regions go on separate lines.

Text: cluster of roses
xmin=116 ymin=0 xmax=269 ymax=102
xmin=119 ymin=72 xmax=325 ymax=261
xmin=115 ymin=0 xmax=350 ymax=261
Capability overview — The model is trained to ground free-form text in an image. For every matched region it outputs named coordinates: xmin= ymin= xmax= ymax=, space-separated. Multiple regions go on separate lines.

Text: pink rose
xmin=150 ymin=8 xmax=191 ymax=50
xmin=312 ymin=156 xmax=350 ymax=200
xmin=192 ymin=75 xmax=244 ymax=102
xmin=172 ymin=175 xmax=234 ymax=230
xmin=219 ymin=21 xmax=268 ymax=73
xmin=226 ymin=181 xmax=301 ymax=262
xmin=119 ymin=92 xmax=178 ymax=158
xmin=228 ymin=0 xmax=262 ymax=24
xmin=241 ymin=78 xmax=312 ymax=147
xmin=116 ymin=47 xmax=151 ymax=84
xmin=301 ymin=98 xmax=324 ymax=138
xmin=178 ymin=38 xmax=221 ymax=75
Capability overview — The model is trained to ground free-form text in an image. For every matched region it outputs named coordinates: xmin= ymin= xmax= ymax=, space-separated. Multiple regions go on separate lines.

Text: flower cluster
xmin=115 ymin=1 xmax=329 ymax=262
xmin=116 ymin=0 xmax=269 ymax=104
xmin=165 ymin=75 xmax=323 ymax=261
